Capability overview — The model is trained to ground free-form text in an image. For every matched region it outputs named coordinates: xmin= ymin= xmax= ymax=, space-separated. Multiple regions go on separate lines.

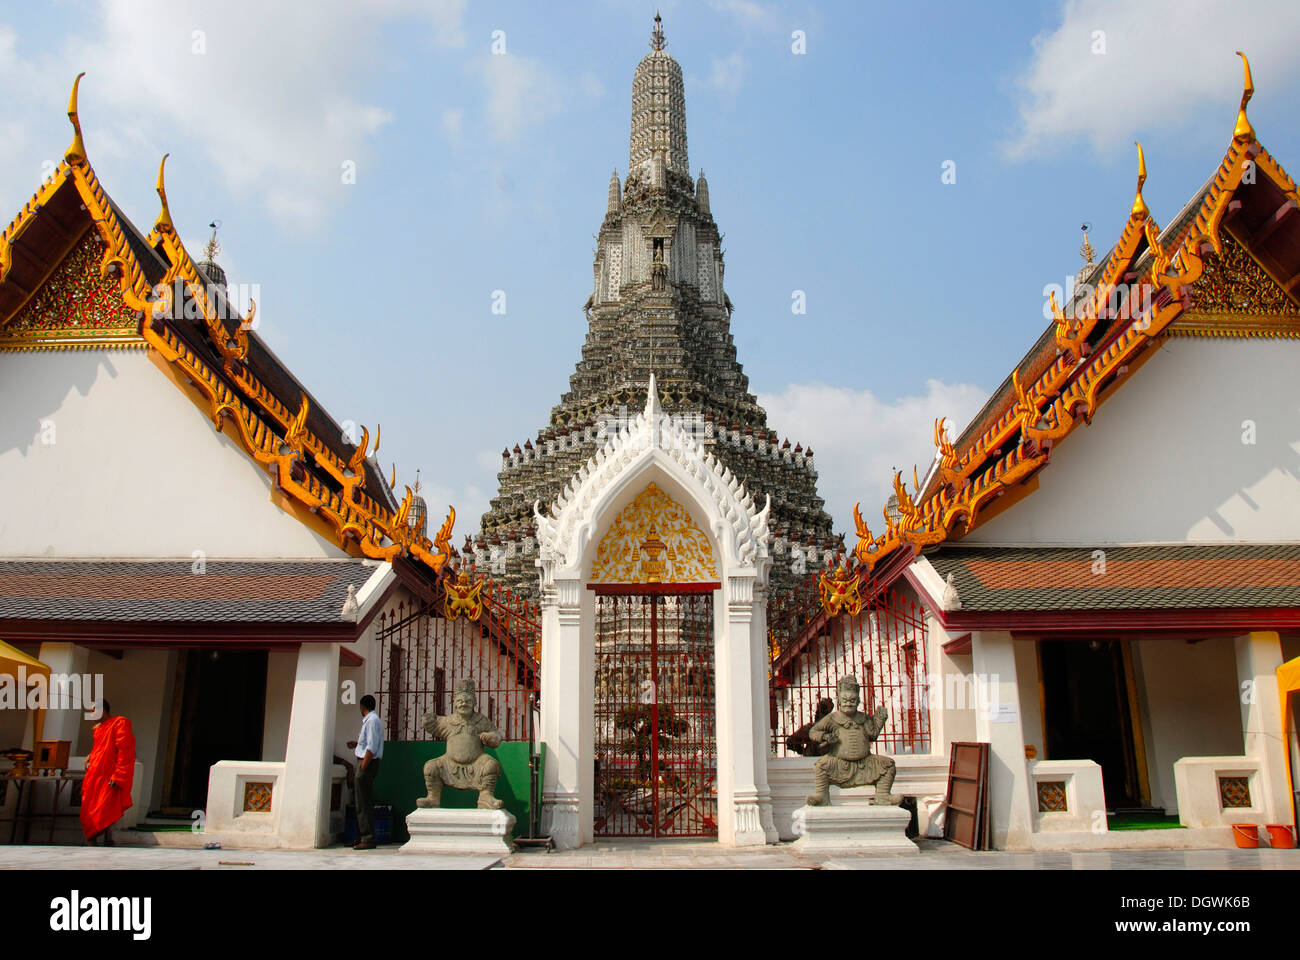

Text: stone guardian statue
xmin=804 ymin=674 xmax=901 ymax=806
xmin=416 ymin=678 xmax=505 ymax=810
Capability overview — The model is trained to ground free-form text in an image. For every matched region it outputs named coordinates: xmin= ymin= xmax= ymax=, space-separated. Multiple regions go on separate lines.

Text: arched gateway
xmin=535 ymin=377 xmax=779 ymax=847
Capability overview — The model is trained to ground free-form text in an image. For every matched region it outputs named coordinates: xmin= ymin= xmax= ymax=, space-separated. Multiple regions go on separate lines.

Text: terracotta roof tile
xmin=926 ymin=544 xmax=1300 ymax=612
xmin=0 ymin=559 xmax=377 ymax=623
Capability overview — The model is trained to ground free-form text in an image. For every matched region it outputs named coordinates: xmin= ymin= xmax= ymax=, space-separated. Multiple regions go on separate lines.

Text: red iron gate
xmin=593 ymin=588 xmax=717 ymax=838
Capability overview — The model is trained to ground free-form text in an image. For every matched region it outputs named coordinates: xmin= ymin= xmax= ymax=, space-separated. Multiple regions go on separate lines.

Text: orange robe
xmin=80 ymin=715 xmax=136 ymax=839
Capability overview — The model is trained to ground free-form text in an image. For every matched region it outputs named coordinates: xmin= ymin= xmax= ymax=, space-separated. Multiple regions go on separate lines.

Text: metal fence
xmin=769 ymin=569 xmax=930 ymax=757
xmin=376 ymin=573 xmax=540 ymax=742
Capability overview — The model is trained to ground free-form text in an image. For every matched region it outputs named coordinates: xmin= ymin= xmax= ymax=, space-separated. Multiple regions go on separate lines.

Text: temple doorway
xmin=593 ymin=588 xmax=717 ymax=838
xmin=1040 ymin=639 xmax=1146 ymax=809
xmin=161 ymin=648 xmax=268 ymax=814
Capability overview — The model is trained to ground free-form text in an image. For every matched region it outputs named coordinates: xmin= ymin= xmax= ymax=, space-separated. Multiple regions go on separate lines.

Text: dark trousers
xmin=356 ymin=758 xmax=381 ymax=843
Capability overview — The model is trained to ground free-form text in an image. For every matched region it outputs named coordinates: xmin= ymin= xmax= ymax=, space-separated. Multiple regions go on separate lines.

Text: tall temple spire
xmin=475 ymin=17 xmax=835 ymax=604
xmin=629 ymin=12 xmax=688 ymax=180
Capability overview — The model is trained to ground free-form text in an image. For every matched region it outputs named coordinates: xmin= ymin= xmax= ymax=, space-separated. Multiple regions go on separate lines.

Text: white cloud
xmin=759 ymin=379 xmax=989 ymax=533
xmin=707 ymin=52 xmax=745 ymax=96
xmin=1005 ymin=0 xmax=1300 ymax=160
xmin=441 ymin=107 xmax=464 ymax=141
xmin=480 ymin=52 xmax=565 ymax=142
xmin=706 ymin=0 xmax=780 ymax=32
xmin=0 ymin=0 xmax=466 ymax=231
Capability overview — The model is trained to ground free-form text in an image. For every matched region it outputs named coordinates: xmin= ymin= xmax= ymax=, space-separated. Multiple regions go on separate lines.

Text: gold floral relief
xmin=1188 ymin=231 xmax=1300 ymax=317
xmin=590 ymin=482 xmax=717 ymax=583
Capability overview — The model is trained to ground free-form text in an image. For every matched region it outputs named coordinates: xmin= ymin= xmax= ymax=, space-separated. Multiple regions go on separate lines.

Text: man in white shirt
xmin=352 ymin=695 xmax=384 ymax=849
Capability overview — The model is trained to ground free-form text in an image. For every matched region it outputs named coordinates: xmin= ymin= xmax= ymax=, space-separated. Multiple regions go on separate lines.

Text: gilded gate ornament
xmin=444 ymin=570 xmax=485 ymax=621
xmin=818 ymin=565 xmax=864 ymax=617
xmin=590 ymin=482 xmax=717 ymax=583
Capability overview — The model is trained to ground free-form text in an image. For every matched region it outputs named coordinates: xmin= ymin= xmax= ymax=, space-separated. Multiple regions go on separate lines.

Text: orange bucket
xmin=1265 ymin=825 xmax=1296 ymax=849
xmin=1231 ymin=824 xmax=1259 ymax=848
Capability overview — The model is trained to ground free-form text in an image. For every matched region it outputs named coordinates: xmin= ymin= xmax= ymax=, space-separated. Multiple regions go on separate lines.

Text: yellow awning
xmin=0 ymin=638 xmax=50 ymax=679
xmin=0 ymin=639 xmax=50 ymax=747
xmin=1280 ymin=656 xmax=1300 ymax=829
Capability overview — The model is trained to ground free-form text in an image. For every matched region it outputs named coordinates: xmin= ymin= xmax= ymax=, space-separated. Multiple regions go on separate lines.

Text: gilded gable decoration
xmin=1184 ymin=232 xmax=1300 ymax=319
xmin=0 ymin=232 xmax=142 ymax=350
xmin=590 ymin=481 xmax=718 ymax=583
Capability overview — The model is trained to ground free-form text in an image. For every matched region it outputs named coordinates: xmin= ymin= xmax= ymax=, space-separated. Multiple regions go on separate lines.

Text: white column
xmin=539 ymin=577 xmax=587 ymax=849
xmin=35 ymin=642 xmax=91 ymax=752
xmin=971 ymin=630 xmax=1034 ymax=849
xmin=750 ymin=580 xmax=778 ymax=843
xmin=1235 ymin=631 xmax=1288 ymax=823
xmin=277 ymin=642 xmax=339 ymax=848
xmin=718 ymin=573 xmax=768 ymax=846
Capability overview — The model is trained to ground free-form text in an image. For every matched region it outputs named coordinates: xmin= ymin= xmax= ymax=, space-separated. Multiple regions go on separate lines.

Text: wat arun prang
xmin=468 ymin=17 xmax=836 ymax=605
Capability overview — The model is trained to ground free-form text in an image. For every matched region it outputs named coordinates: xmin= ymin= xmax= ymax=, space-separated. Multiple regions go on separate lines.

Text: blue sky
xmin=3 ymin=0 xmax=1299 ymax=537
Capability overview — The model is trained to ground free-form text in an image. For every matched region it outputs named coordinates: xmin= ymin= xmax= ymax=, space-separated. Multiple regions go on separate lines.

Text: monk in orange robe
xmin=80 ymin=700 xmax=135 ymax=845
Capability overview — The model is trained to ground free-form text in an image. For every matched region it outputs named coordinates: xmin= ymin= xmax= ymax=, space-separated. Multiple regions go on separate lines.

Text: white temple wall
xmin=965 ymin=337 xmax=1300 ymax=544
xmin=261 ymin=651 xmax=298 ymax=763
xmin=1133 ymin=637 xmax=1242 ymax=812
xmin=1016 ymin=640 xmax=1044 ymax=762
xmin=0 ymin=350 xmax=342 ymax=559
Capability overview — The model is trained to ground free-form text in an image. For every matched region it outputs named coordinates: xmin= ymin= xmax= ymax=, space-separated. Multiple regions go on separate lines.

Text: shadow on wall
xmin=0 ymin=350 xmax=116 ymax=461
xmin=970 ymin=338 xmax=1300 ymax=543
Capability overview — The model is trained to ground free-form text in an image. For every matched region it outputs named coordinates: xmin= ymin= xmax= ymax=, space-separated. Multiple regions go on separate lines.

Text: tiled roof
xmin=0 ymin=559 xmax=377 ymax=623
xmin=925 ymin=544 xmax=1300 ymax=612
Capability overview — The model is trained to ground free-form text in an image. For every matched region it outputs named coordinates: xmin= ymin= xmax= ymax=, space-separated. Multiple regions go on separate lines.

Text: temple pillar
xmin=971 ymin=630 xmax=1033 ymax=849
xmin=277 ymin=642 xmax=339 ymax=848
xmin=1234 ymin=631 xmax=1289 ymax=823
xmin=539 ymin=576 xmax=589 ymax=849
xmin=716 ymin=571 xmax=771 ymax=846
xmin=35 ymin=642 xmax=91 ymax=753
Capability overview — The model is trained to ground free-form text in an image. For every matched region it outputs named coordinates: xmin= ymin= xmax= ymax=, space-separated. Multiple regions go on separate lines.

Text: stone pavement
xmin=0 ymin=838 xmax=1296 ymax=870
xmin=0 ymin=845 xmax=500 ymax=870
xmin=501 ymin=838 xmax=1300 ymax=870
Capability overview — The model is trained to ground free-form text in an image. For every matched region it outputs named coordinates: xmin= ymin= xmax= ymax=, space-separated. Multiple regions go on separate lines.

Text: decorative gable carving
xmin=1188 ymin=231 xmax=1300 ymax=316
xmin=590 ymin=481 xmax=718 ymax=583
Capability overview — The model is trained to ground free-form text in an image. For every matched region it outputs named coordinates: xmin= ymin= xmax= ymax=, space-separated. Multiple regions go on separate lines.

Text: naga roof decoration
xmin=0 ymin=75 xmax=455 ymax=580
xmin=854 ymin=53 xmax=1300 ymax=576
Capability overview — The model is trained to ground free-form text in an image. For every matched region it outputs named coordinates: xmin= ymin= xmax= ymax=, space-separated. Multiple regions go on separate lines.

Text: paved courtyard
xmin=0 ymin=838 xmax=1296 ymax=870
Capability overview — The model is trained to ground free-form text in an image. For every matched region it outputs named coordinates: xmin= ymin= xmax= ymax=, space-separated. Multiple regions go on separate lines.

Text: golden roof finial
xmin=1234 ymin=51 xmax=1255 ymax=142
xmin=1078 ymin=222 xmax=1096 ymax=269
xmin=1131 ymin=142 xmax=1149 ymax=218
xmin=203 ymin=221 xmax=221 ymax=263
xmin=66 ymin=72 xmax=87 ymax=163
xmin=154 ymin=154 xmax=174 ymax=233
xmin=650 ymin=10 xmax=666 ymax=51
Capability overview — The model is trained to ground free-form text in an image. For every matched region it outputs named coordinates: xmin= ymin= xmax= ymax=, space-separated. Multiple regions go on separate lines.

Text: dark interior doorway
xmin=163 ymin=649 xmax=267 ymax=814
xmin=1040 ymin=639 xmax=1144 ymax=809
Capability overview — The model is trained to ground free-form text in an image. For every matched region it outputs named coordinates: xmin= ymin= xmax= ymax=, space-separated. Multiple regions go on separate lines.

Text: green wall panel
xmin=371 ymin=741 xmax=544 ymax=842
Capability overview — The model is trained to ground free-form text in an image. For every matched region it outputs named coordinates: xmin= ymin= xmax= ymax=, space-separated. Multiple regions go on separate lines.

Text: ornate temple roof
xmin=0 ymin=75 xmax=455 ymax=587
xmin=853 ymin=54 xmax=1300 ymax=579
